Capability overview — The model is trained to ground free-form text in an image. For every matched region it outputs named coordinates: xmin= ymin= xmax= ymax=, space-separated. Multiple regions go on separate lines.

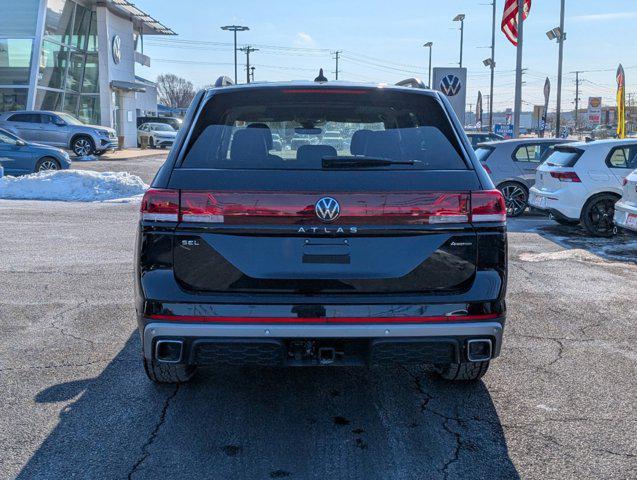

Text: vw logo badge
xmin=112 ymin=35 xmax=122 ymax=64
xmin=315 ymin=197 xmax=340 ymax=222
xmin=440 ymin=74 xmax=462 ymax=96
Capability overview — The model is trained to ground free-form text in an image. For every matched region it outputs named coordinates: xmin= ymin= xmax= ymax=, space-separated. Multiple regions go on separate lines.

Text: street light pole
xmin=220 ymin=25 xmax=249 ymax=84
xmin=453 ymin=14 xmax=465 ymax=68
xmin=423 ymin=42 xmax=433 ymax=88
xmin=489 ymin=0 xmax=496 ymax=131
xmin=555 ymin=0 xmax=566 ymax=137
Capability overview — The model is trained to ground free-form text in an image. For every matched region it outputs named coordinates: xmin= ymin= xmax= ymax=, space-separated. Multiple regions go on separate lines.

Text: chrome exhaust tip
xmin=155 ymin=339 xmax=184 ymax=363
xmin=467 ymin=339 xmax=493 ymax=362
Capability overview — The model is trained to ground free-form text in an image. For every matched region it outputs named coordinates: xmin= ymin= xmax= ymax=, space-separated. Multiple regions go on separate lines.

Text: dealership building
xmin=0 ymin=0 xmax=174 ymax=147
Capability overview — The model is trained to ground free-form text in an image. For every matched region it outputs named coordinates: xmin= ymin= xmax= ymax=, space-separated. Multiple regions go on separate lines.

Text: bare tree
xmin=156 ymin=74 xmax=195 ymax=108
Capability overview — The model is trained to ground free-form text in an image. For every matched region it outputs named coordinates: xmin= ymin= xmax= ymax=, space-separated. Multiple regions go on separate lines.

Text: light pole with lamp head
xmin=220 ymin=25 xmax=249 ymax=84
xmin=547 ymin=0 xmax=566 ymax=137
xmin=453 ymin=14 xmax=465 ymax=68
xmin=423 ymin=42 xmax=433 ymax=88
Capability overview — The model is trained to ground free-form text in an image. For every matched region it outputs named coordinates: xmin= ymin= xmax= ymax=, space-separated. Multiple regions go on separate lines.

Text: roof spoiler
xmin=395 ymin=78 xmax=426 ymax=89
xmin=214 ymin=76 xmax=234 ymax=88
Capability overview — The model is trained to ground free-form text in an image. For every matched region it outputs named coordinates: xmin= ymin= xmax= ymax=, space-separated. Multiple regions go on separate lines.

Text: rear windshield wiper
xmin=322 ymin=156 xmax=419 ymax=168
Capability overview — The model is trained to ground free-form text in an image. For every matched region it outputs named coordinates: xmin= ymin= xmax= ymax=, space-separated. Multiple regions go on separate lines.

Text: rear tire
xmin=498 ymin=181 xmax=528 ymax=217
xmin=435 ymin=361 xmax=490 ymax=381
xmin=143 ymin=357 xmax=196 ymax=384
xmin=581 ymin=193 xmax=619 ymax=237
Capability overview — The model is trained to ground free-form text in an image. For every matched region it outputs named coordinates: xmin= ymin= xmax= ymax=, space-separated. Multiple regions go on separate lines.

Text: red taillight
xmin=140 ymin=189 xmax=179 ymax=221
xmin=179 ymin=192 xmax=470 ymax=225
xmin=281 ymin=89 xmax=368 ymax=94
xmin=141 ymin=190 xmax=506 ymax=225
xmin=550 ymin=171 xmax=581 ymax=182
xmin=470 ymin=190 xmax=507 ymax=223
xmin=481 ymin=163 xmax=492 ymax=174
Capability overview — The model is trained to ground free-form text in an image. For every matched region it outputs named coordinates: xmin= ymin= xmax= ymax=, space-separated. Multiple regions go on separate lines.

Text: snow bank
xmin=0 ymin=170 xmax=148 ymax=202
xmin=519 ymin=249 xmax=610 ymax=264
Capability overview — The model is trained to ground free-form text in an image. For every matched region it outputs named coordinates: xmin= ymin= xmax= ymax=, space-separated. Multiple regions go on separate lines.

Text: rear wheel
xmin=143 ymin=357 xmax=196 ymax=384
xmin=581 ymin=194 xmax=618 ymax=237
xmin=35 ymin=157 xmax=61 ymax=172
xmin=498 ymin=182 xmax=528 ymax=217
xmin=435 ymin=361 xmax=490 ymax=381
xmin=72 ymin=136 xmax=95 ymax=157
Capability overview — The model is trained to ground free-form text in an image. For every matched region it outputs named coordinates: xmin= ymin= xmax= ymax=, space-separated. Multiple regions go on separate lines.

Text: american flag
xmin=501 ymin=0 xmax=532 ymax=46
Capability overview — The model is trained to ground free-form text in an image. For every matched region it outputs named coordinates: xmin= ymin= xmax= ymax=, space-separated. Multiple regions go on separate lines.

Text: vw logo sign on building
xmin=112 ymin=35 xmax=122 ymax=64
xmin=315 ymin=197 xmax=340 ymax=222
xmin=440 ymin=74 xmax=462 ymax=96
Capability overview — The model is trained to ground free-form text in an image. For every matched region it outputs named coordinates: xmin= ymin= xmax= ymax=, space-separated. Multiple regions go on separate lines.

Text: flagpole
xmin=513 ymin=0 xmax=524 ymax=137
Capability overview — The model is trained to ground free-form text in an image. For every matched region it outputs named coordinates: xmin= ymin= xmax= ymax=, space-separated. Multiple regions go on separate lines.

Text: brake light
xmin=179 ymin=191 xmax=470 ymax=225
xmin=481 ymin=163 xmax=492 ymax=174
xmin=470 ymin=190 xmax=506 ymax=223
xmin=140 ymin=189 xmax=179 ymax=221
xmin=550 ymin=171 xmax=581 ymax=182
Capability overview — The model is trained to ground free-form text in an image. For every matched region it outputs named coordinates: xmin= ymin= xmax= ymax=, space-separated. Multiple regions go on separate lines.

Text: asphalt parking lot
xmin=0 ymin=155 xmax=636 ymax=479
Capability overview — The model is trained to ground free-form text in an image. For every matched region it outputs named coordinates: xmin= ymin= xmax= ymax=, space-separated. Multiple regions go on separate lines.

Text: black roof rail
xmin=395 ymin=78 xmax=426 ymax=89
xmin=214 ymin=76 xmax=234 ymax=88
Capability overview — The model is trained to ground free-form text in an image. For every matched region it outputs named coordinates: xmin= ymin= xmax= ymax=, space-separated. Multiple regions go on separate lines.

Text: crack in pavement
xmin=127 ymin=384 xmax=180 ymax=480
xmin=0 ymin=357 xmax=111 ymax=373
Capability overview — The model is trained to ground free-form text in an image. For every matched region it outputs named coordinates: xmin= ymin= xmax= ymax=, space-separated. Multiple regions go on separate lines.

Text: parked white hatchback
xmin=614 ymin=168 xmax=637 ymax=233
xmin=529 ymin=139 xmax=637 ymax=236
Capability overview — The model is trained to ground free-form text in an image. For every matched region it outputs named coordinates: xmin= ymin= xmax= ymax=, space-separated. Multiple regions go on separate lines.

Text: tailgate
xmin=169 ymin=171 xmax=482 ymax=295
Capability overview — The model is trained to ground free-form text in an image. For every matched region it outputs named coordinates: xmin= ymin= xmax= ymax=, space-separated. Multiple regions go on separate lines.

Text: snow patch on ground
xmin=0 ymin=170 xmax=148 ymax=202
xmin=519 ymin=249 xmax=610 ymax=263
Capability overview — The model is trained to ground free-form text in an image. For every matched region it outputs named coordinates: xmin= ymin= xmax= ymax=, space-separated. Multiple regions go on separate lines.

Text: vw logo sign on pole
xmin=432 ymin=67 xmax=468 ymax=125
xmin=440 ymin=74 xmax=462 ymax=96
xmin=112 ymin=35 xmax=121 ymax=64
xmin=315 ymin=197 xmax=340 ymax=222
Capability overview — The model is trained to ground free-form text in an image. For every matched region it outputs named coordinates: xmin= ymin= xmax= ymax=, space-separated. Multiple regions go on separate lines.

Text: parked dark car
xmin=466 ymin=132 xmax=504 ymax=149
xmin=136 ymin=79 xmax=508 ymax=384
xmin=0 ymin=128 xmax=71 ymax=175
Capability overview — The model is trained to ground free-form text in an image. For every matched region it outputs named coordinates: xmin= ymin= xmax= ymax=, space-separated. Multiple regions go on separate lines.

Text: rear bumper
xmin=142 ymin=320 xmax=504 ymax=365
xmin=614 ymin=200 xmax=637 ymax=232
xmin=529 ymin=187 xmax=583 ymax=220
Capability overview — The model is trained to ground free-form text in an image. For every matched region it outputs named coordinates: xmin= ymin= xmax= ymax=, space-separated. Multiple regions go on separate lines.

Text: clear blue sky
xmin=133 ymin=0 xmax=636 ymax=112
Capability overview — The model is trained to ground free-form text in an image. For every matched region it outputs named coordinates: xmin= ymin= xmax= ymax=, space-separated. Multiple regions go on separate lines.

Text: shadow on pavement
xmin=19 ymin=333 xmax=519 ymax=480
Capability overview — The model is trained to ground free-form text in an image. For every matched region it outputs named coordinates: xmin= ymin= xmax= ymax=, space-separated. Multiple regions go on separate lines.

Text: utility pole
xmin=573 ymin=70 xmax=581 ymax=130
xmin=332 ymin=50 xmax=342 ymax=80
xmin=513 ymin=0 xmax=525 ymax=137
xmin=220 ymin=25 xmax=249 ymax=84
xmin=250 ymin=66 xmax=255 ymax=82
xmin=240 ymin=46 xmax=258 ymax=83
xmin=489 ymin=0 xmax=496 ymax=131
xmin=555 ymin=0 xmax=566 ymax=136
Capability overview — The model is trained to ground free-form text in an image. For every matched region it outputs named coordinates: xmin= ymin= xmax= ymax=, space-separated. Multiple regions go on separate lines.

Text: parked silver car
xmin=475 ymin=138 xmax=572 ymax=216
xmin=137 ymin=122 xmax=177 ymax=149
xmin=0 ymin=110 xmax=117 ymax=157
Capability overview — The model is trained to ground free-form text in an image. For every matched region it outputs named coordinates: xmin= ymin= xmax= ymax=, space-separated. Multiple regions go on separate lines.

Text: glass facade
xmin=36 ymin=0 xmax=100 ymax=124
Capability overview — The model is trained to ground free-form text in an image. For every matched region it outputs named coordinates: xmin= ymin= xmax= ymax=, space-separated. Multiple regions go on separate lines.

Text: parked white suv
xmin=614 ymin=168 xmax=637 ymax=233
xmin=529 ymin=139 xmax=637 ymax=236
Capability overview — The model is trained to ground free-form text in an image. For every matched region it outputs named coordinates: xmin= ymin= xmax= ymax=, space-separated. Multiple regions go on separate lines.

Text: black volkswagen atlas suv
xmin=135 ymin=76 xmax=507 ymax=383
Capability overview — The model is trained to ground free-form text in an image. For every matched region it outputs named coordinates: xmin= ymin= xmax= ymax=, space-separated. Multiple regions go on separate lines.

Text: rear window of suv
xmin=180 ymin=88 xmax=468 ymax=170
xmin=543 ymin=146 xmax=583 ymax=167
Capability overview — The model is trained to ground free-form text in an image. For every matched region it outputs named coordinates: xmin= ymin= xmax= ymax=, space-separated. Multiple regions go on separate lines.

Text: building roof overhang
xmin=102 ymin=0 xmax=176 ymax=36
